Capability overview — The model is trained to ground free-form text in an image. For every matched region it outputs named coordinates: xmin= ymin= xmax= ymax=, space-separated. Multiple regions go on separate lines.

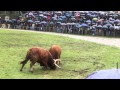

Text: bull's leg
xmin=20 ymin=60 xmax=28 ymax=71
xmin=29 ymin=61 xmax=36 ymax=73
xmin=42 ymin=60 xmax=48 ymax=70
xmin=20 ymin=64 xmax=25 ymax=71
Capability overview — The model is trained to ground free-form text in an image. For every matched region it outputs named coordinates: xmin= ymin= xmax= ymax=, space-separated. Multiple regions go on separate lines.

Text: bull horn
xmin=54 ymin=63 xmax=61 ymax=69
xmin=53 ymin=60 xmax=61 ymax=69
xmin=53 ymin=59 xmax=60 ymax=62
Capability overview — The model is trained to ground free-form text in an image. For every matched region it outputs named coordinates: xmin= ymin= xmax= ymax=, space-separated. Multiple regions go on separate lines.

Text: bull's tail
xmin=20 ymin=51 xmax=31 ymax=71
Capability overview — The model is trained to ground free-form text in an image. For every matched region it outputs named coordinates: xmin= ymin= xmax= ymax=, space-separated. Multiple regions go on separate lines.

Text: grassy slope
xmin=0 ymin=29 xmax=120 ymax=79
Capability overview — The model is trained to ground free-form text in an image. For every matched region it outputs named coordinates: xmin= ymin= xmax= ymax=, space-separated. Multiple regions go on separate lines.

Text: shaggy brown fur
xmin=20 ymin=47 xmax=56 ymax=72
xmin=49 ymin=45 xmax=62 ymax=64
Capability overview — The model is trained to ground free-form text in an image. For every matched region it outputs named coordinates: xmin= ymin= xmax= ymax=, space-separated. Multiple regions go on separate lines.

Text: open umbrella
xmin=102 ymin=25 xmax=108 ymax=29
xmin=105 ymin=23 xmax=113 ymax=27
xmin=60 ymin=16 xmax=66 ymax=19
xmin=86 ymin=69 xmax=120 ymax=79
xmin=81 ymin=23 xmax=89 ymax=27
xmin=42 ymin=16 xmax=47 ymax=19
xmin=56 ymin=22 xmax=61 ymax=24
xmin=27 ymin=20 xmax=33 ymax=23
xmin=103 ymin=21 xmax=110 ymax=25
xmin=71 ymin=17 xmax=76 ymax=21
xmin=96 ymin=25 xmax=102 ymax=28
xmin=12 ymin=19 xmax=16 ymax=22
xmin=75 ymin=23 xmax=81 ymax=28
xmin=50 ymin=22 xmax=54 ymax=25
xmin=109 ymin=18 xmax=115 ymax=21
xmin=55 ymin=11 xmax=62 ymax=14
xmin=92 ymin=23 xmax=96 ymax=25
xmin=58 ymin=18 xmax=62 ymax=21
xmin=114 ymin=26 xmax=119 ymax=30
xmin=35 ymin=21 xmax=40 ymax=23
xmin=86 ymin=20 xmax=91 ymax=23
xmin=61 ymin=23 xmax=66 ymax=25
xmin=109 ymin=21 xmax=114 ymax=25
xmin=92 ymin=25 xmax=97 ymax=27
xmin=39 ymin=14 xmax=44 ymax=17
xmin=91 ymin=15 xmax=97 ymax=18
xmin=52 ymin=17 xmax=57 ymax=21
xmin=71 ymin=16 xmax=75 ymax=18
xmin=41 ymin=21 xmax=47 ymax=24
xmin=114 ymin=20 xmax=120 ymax=23
xmin=109 ymin=26 xmax=114 ymax=30
xmin=8 ymin=20 xmax=12 ymax=23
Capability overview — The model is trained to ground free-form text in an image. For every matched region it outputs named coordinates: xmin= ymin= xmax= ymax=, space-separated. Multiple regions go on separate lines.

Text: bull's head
xmin=53 ymin=59 xmax=61 ymax=69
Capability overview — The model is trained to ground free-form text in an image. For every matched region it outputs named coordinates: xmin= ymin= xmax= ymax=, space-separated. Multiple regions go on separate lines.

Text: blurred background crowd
xmin=1 ymin=11 xmax=120 ymax=37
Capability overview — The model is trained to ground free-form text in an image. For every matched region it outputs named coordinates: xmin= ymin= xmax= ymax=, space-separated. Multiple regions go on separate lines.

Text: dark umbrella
xmin=8 ymin=20 xmax=12 ymax=23
xmin=113 ymin=14 xmax=118 ymax=18
xmin=86 ymin=69 xmax=120 ymax=79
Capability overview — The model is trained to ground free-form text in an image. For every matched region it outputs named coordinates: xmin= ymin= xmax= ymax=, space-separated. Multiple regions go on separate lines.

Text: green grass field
xmin=0 ymin=29 xmax=120 ymax=79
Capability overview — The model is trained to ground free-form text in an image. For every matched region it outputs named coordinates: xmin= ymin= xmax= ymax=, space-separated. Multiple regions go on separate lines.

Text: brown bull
xmin=20 ymin=47 xmax=61 ymax=73
xmin=49 ymin=45 xmax=62 ymax=64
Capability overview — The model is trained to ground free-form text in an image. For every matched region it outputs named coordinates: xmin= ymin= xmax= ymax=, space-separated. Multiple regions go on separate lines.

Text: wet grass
xmin=0 ymin=29 xmax=120 ymax=79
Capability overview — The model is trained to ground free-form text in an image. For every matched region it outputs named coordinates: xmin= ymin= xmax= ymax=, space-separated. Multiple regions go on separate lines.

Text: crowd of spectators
xmin=1 ymin=11 xmax=120 ymax=37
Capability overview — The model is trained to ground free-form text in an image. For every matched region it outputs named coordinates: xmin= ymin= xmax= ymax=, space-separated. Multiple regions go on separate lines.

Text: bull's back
xmin=29 ymin=47 xmax=47 ymax=60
